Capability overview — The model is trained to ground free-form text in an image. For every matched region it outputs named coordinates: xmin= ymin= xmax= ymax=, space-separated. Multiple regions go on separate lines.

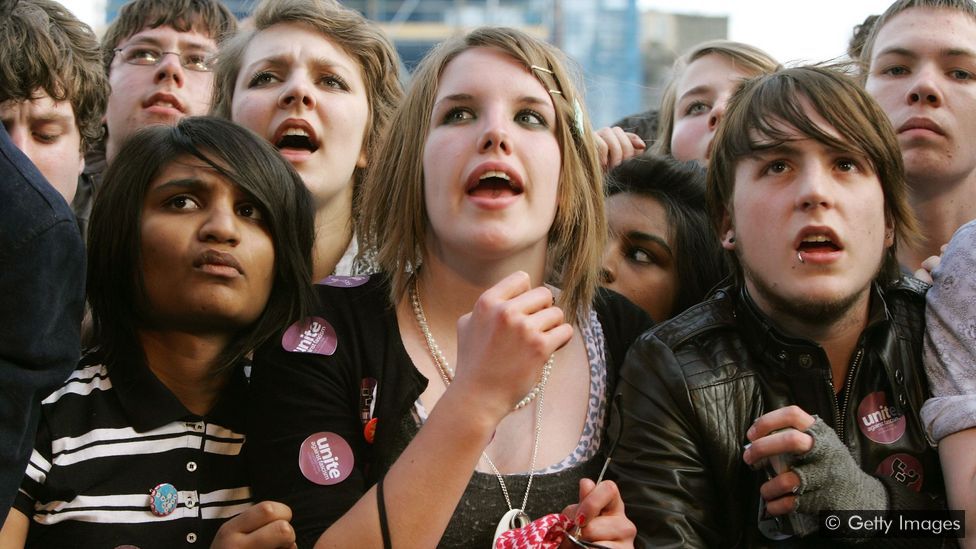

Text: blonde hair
xmin=211 ymin=0 xmax=402 ymax=194
xmin=358 ymin=26 xmax=605 ymax=318
xmin=653 ymin=40 xmax=780 ymax=157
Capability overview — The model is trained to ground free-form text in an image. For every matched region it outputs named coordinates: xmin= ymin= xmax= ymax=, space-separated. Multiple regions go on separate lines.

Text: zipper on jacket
xmin=828 ymin=347 xmax=864 ymax=444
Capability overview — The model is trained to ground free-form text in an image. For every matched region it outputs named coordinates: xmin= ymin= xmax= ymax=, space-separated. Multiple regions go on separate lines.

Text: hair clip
xmin=531 ymin=64 xmax=563 ymax=96
xmin=573 ymin=98 xmax=585 ymax=138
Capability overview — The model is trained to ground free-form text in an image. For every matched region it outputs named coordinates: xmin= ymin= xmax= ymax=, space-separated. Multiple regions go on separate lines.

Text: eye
xmin=764 ymin=160 xmax=790 ymax=175
xmin=949 ymin=69 xmax=973 ymax=81
xmin=183 ymin=52 xmax=212 ymax=71
xmin=515 ymin=109 xmax=547 ymax=127
xmin=247 ymin=71 xmax=279 ymax=87
xmin=318 ymin=74 xmax=349 ymax=91
xmin=164 ymin=195 xmax=200 ymax=210
xmin=33 ymin=132 xmax=59 ymax=144
xmin=443 ymin=107 xmax=474 ymax=124
xmin=125 ymin=46 xmax=160 ymax=64
xmin=881 ymin=65 xmax=909 ymax=77
xmin=684 ymin=101 xmax=710 ymax=116
xmin=625 ymin=247 xmax=655 ymax=265
xmin=836 ymin=158 xmax=858 ymax=172
xmin=236 ymin=202 xmax=264 ymax=221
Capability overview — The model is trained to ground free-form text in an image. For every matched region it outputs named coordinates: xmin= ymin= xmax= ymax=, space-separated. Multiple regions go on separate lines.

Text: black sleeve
xmin=246 ymin=321 xmax=370 ymax=548
xmin=0 ymin=128 xmax=85 ymax=522
xmin=608 ymin=335 xmax=720 ymax=549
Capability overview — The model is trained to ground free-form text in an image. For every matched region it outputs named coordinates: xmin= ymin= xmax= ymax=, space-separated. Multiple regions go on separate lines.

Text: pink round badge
xmin=876 ymin=453 xmax=924 ymax=492
xmin=857 ymin=391 xmax=906 ymax=445
xmin=282 ymin=317 xmax=338 ymax=356
xmin=317 ymin=275 xmax=370 ymax=288
xmin=299 ymin=432 xmax=354 ymax=485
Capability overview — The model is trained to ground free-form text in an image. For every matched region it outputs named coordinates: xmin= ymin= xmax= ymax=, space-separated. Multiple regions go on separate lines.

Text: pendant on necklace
xmin=492 ymin=508 xmax=531 ymax=545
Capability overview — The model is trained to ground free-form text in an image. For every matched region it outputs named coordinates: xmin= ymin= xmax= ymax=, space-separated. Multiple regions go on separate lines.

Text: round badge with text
xmin=299 ymin=432 xmax=354 ymax=485
xmin=857 ymin=391 xmax=906 ymax=444
xmin=282 ymin=317 xmax=338 ymax=356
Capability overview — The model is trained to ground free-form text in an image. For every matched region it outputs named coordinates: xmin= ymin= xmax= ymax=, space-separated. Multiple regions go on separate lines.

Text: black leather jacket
xmin=609 ymin=278 xmax=946 ymax=548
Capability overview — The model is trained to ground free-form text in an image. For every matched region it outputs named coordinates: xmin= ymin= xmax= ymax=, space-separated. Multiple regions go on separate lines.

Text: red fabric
xmin=494 ymin=513 xmax=574 ymax=549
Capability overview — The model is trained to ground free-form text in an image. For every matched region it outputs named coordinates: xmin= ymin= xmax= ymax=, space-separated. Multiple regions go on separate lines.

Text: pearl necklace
xmin=408 ymin=277 xmax=551 ymax=538
xmin=409 ymin=278 xmax=554 ymax=410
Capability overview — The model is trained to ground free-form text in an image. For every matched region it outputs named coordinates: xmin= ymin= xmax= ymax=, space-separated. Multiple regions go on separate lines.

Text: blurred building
xmin=103 ymin=0 xmax=644 ymax=125
xmin=640 ymin=10 xmax=728 ymax=111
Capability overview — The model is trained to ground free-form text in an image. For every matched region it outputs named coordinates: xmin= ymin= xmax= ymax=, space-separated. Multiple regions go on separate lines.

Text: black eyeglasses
xmin=113 ymin=45 xmax=215 ymax=72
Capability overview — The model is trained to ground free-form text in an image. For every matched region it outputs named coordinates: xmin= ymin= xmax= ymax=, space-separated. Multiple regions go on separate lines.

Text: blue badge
xmin=149 ymin=483 xmax=178 ymax=516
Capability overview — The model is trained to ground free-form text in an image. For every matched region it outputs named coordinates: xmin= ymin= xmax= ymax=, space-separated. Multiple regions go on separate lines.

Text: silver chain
xmin=409 ymin=277 xmax=551 ymax=514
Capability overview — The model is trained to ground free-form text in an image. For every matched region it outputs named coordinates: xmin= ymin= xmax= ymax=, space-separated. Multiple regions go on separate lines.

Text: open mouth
xmin=467 ymin=170 xmax=523 ymax=198
xmin=797 ymin=234 xmax=841 ymax=254
xmin=276 ymin=128 xmax=319 ymax=153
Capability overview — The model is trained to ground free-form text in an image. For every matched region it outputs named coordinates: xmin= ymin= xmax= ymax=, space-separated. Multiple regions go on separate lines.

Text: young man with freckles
xmin=861 ymin=0 xmax=976 ymax=273
xmin=607 ymin=66 xmax=947 ymax=548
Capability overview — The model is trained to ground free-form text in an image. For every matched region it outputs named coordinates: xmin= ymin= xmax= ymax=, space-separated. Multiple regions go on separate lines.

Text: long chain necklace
xmin=409 ymin=277 xmax=553 ymax=535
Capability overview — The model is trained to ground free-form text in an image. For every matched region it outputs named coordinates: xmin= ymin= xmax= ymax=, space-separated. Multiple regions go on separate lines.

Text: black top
xmin=0 ymin=124 xmax=85 ymax=522
xmin=247 ymin=274 xmax=652 ymax=548
xmin=14 ymin=352 xmax=253 ymax=548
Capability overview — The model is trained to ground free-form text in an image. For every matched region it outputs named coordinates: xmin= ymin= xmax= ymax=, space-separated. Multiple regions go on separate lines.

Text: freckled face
xmin=670 ymin=53 xmax=756 ymax=164
xmin=421 ymin=47 xmax=561 ymax=264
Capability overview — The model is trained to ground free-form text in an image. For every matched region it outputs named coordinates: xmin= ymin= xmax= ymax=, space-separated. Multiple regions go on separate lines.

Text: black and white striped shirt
xmin=13 ymin=353 xmax=253 ymax=547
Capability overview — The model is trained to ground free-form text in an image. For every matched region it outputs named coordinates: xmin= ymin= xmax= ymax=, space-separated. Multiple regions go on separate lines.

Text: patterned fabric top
xmin=921 ymin=219 xmax=976 ymax=443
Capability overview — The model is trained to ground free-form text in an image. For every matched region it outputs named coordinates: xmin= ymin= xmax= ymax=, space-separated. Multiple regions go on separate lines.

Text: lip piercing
xmin=797 ymin=252 xmax=805 ymax=264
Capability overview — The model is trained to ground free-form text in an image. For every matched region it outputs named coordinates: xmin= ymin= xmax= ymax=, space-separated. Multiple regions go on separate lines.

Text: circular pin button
xmin=148 ymin=483 xmax=178 ymax=516
xmin=186 ymin=461 xmax=197 ymax=472
xmin=186 ymin=532 xmax=197 ymax=543
xmin=364 ymin=418 xmax=378 ymax=444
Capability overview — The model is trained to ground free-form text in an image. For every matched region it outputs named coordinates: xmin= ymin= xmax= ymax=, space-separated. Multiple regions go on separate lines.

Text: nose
xmin=198 ymin=204 xmax=240 ymax=245
xmin=907 ymin=65 xmax=943 ymax=107
xmin=600 ymin=243 xmax=619 ymax=285
xmin=153 ymin=53 xmax=185 ymax=87
xmin=794 ymin=163 xmax=834 ymax=211
xmin=707 ymin=101 xmax=727 ymax=132
xmin=278 ymin=74 xmax=316 ymax=110
xmin=478 ymin=110 xmax=512 ymax=154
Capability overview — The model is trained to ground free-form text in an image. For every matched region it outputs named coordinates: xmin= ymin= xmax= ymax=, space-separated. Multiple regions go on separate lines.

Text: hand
xmin=452 ymin=271 xmax=573 ymax=419
xmin=560 ymin=479 xmax=636 ymax=548
xmin=913 ymin=244 xmax=946 ymax=284
xmin=742 ymin=406 xmax=816 ymax=516
xmin=211 ymin=501 xmax=297 ymax=549
xmin=595 ymin=127 xmax=645 ymax=171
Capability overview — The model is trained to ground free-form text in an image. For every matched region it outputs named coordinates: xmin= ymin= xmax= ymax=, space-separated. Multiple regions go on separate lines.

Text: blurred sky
xmin=60 ymin=0 xmax=895 ymax=63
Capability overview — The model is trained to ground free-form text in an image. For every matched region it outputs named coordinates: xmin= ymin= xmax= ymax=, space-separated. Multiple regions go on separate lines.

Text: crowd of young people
xmin=1 ymin=0 xmax=975 ymax=547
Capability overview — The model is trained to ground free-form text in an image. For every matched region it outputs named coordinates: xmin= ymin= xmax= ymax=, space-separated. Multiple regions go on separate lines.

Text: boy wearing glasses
xmin=72 ymin=0 xmax=237 ymax=240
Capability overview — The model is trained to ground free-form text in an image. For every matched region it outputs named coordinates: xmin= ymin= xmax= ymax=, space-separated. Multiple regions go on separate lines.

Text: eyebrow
xmin=626 ymin=230 xmax=673 ymax=257
xmin=876 ymin=46 xmax=976 ymax=60
xmin=149 ymin=178 xmax=209 ymax=194
xmin=677 ymin=85 xmax=712 ymax=102
xmin=29 ymin=112 xmax=73 ymax=124
xmin=433 ymin=93 xmax=554 ymax=110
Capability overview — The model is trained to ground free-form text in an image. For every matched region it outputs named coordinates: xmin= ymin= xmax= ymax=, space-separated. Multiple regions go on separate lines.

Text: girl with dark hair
xmin=602 ymin=155 xmax=730 ymax=321
xmin=0 ymin=117 xmax=316 ymax=548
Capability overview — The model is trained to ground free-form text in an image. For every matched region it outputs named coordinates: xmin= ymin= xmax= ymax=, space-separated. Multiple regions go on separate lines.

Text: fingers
xmin=759 ymin=471 xmax=801 ymax=502
xmin=763 ymin=493 xmax=798 ymax=517
xmin=572 ymin=480 xmax=636 ymax=546
xmin=913 ymin=267 xmax=934 ymax=284
xmin=743 ymin=428 xmax=813 ymax=466
xmin=747 ymin=405 xmax=816 ymax=441
xmin=594 ymin=127 xmax=646 ymax=171
xmin=212 ymin=501 xmax=296 ymax=549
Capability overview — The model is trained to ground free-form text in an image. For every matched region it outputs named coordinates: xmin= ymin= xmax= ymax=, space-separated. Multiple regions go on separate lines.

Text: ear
xmin=883 ymin=217 xmax=895 ymax=248
xmin=77 ymin=151 xmax=85 ymax=177
xmin=720 ymin=211 xmax=736 ymax=250
xmin=356 ymin=147 xmax=367 ymax=169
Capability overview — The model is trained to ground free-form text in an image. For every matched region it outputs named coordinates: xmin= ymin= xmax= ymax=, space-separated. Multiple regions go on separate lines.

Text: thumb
xmin=577 ymin=477 xmax=597 ymax=502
